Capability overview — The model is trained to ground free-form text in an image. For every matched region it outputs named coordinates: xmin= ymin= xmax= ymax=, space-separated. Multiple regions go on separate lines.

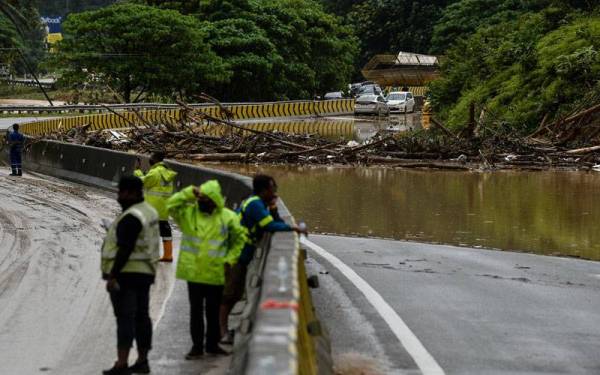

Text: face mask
xmin=198 ymin=200 xmax=214 ymax=213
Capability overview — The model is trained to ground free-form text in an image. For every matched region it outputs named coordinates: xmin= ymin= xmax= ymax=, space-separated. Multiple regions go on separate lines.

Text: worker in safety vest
xmin=219 ymin=174 xmax=307 ymax=344
xmin=167 ymin=180 xmax=246 ymax=359
xmin=101 ymin=176 xmax=160 ymax=375
xmin=134 ymin=151 xmax=177 ymax=262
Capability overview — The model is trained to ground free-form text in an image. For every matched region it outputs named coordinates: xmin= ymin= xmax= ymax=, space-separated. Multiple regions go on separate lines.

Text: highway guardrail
xmin=15 ymin=99 xmax=354 ymax=136
xmin=0 ymin=139 xmax=332 ymax=374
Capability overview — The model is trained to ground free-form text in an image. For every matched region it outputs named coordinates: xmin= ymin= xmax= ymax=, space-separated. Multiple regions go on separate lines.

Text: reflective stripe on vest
xmin=240 ymin=196 xmax=274 ymax=244
xmin=146 ymin=191 xmax=172 ymax=197
xmin=180 ymin=223 xmax=229 ymax=258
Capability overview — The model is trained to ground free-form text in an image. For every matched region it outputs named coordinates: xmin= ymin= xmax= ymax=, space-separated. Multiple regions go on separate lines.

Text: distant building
xmin=361 ymin=52 xmax=440 ymax=94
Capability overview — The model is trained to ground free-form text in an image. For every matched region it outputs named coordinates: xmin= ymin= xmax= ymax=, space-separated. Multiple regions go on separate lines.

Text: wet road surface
xmin=0 ymin=169 xmax=227 ymax=374
xmin=0 ymin=117 xmax=57 ymax=130
xmin=305 ymin=234 xmax=600 ymax=374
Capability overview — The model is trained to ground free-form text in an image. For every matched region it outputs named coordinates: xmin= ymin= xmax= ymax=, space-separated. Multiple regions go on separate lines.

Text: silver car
xmin=354 ymin=94 xmax=390 ymax=116
xmin=386 ymin=91 xmax=416 ymax=113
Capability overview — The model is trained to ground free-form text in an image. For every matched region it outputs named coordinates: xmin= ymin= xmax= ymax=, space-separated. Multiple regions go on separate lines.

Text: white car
xmin=386 ymin=91 xmax=415 ymax=113
xmin=354 ymin=94 xmax=390 ymax=116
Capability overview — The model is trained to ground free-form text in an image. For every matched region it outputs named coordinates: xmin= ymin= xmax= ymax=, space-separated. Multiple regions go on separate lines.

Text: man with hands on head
xmin=167 ymin=180 xmax=246 ymax=359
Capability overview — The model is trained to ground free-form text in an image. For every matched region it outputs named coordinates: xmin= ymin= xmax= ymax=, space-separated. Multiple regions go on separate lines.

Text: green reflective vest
xmin=134 ymin=162 xmax=177 ymax=220
xmin=101 ymin=201 xmax=160 ymax=275
xmin=167 ymin=185 xmax=247 ymax=285
xmin=239 ymin=195 xmax=274 ymax=245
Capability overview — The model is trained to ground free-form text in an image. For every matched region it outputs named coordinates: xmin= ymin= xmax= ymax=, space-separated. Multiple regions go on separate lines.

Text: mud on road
xmin=0 ymin=170 xmax=172 ymax=374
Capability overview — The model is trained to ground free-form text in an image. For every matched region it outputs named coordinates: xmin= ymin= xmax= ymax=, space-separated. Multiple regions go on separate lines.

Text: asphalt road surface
xmin=4 ymin=165 xmax=600 ymax=374
xmin=305 ymin=234 xmax=600 ymax=375
xmin=0 ymin=169 xmax=227 ymax=374
xmin=0 ymin=117 xmax=53 ymax=130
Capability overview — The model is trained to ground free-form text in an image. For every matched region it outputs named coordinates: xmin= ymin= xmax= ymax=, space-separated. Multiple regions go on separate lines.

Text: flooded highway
xmin=214 ymin=164 xmax=600 ymax=261
xmin=207 ymin=113 xmax=422 ymax=142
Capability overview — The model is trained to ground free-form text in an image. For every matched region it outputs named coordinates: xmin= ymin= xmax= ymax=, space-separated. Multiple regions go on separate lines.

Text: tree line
xmin=322 ymin=0 xmax=599 ymax=132
xmin=3 ymin=0 xmax=599 ymax=127
xmin=49 ymin=0 xmax=357 ymax=102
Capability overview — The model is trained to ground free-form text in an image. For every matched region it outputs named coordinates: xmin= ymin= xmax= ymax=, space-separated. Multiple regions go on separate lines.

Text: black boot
xmin=16 ymin=168 xmax=22 ymax=176
xmin=185 ymin=347 xmax=204 ymax=360
xmin=9 ymin=167 xmax=17 ymax=176
xmin=128 ymin=360 xmax=150 ymax=374
xmin=102 ymin=365 xmax=131 ymax=375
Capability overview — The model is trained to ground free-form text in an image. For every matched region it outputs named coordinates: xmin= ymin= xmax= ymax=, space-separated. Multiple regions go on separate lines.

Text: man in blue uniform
xmin=7 ymin=124 xmax=24 ymax=176
xmin=219 ymin=174 xmax=307 ymax=343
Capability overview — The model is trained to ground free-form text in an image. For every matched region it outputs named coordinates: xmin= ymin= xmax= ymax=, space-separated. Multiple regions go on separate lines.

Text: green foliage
xmin=53 ymin=3 xmax=229 ymax=102
xmin=347 ymin=0 xmax=452 ymax=65
xmin=430 ymin=0 xmax=539 ymax=54
xmin=0 ymin=14 xmax=21 ymax=64
xmin=430 ymin=9 xmax=600 ymax=131
xmin=200 ymin=18 xmax=282 ymax=101
xmin=252 ymin=0 xmax=358 ymax=99
xmin=1 ymin=0 xmax=45 ymax=73
xmin=36 ymin=0 xmax=118 ymax=16
xmin=141 ymin=0 xmax=357 ymax=100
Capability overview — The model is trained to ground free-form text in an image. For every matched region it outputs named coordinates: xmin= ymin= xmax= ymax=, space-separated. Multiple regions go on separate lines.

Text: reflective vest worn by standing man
xmin=101 ymin=176 xmax=160 ymax=375
xmin=7 ymin=123 xmax=24 ymax=176
xmin=167 ymin=180 xmax=246 ymax=359
xmin=134 ymin=151 xmax=177 ymax=262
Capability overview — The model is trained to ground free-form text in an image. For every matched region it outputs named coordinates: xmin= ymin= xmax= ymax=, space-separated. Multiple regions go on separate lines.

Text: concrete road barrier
xmin=0 ymin=139 xmax=332 ymax=375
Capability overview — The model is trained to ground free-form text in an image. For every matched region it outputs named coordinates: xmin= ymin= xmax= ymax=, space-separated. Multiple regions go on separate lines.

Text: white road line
xmin=302 ymin=238 xmax=445 ymax=375
xmin=153 ymin=238 xmax=179 ymax=329
xmin=153 ymin=277 xmax=175 ymax=330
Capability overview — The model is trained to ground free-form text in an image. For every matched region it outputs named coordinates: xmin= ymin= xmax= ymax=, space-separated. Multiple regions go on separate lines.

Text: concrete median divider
xmin=17 ymin=99 xmax=355 ymax=136
xmin=0 ymin=139 xmax=332 ymax=375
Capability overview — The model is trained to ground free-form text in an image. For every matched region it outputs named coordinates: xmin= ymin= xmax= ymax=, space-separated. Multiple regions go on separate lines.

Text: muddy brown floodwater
xmin=211 ymin=164 xmax=600 ymax=261
xmin=237 ymin=113 xmax=421 ymax=142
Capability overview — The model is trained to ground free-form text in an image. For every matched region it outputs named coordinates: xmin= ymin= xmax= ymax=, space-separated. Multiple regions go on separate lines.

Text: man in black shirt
xmin=101 ymin=176 xmax=160 ymax=375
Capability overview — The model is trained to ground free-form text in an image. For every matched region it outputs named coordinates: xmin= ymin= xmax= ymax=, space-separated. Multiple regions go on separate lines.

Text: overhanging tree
xmin=54 ymin=3 xmax=229 ymax=102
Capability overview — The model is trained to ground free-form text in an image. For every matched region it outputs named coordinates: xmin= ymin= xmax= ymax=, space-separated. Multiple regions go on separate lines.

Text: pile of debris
xmin=37 ymin=97 xmax=600 ymax=171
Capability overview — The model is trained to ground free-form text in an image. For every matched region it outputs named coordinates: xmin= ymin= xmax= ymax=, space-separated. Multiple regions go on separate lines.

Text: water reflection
xmin=199 ymin=114 xmax=422 ymax=142
xmin=212 ymin=164 xmax=600 ymax=260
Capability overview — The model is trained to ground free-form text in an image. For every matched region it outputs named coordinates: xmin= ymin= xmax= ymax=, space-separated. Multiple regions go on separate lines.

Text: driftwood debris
xmin=35 ymin=97 xmax=600 ymax=171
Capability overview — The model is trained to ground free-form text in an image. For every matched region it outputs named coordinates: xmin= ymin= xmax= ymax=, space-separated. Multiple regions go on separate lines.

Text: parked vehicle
xmin=386 ymin=91 xmax=415 ymax=113
xmin=350 ymin=81 xmax=377 ymax=97
xmin=357 ymin=83 xmax=382 ymax=96
xmin=324 ymin=91 xmax=343 ymax=99
xmin=354 ymin=94 xmax=390 ymax=116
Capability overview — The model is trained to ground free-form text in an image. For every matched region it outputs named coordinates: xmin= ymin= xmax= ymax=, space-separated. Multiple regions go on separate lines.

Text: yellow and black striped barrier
xmin=19 ymin=99 xmax=355 ymax=136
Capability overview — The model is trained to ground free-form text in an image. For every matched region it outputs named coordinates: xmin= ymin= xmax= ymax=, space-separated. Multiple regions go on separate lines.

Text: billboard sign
xmin=41 ymin=16 xmax=62 ymax=34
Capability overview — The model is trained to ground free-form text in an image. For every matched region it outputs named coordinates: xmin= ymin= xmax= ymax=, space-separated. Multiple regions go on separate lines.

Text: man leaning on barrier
xmin=219 ymin=174 xmax=308 ymax=345
xmin=167 ymin=179 xmax=246 ymax=359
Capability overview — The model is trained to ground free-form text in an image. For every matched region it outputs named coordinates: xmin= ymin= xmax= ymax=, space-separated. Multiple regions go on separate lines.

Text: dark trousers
xmin=187 ymin=282 xmax=223 ymax=352
xmin=109 ymin=277 xmax=153 ymax=350
xmin=159 ymin=220 xmax=172 ymax=239
xmin=9 ymin=148 xmax=22 ymax=175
